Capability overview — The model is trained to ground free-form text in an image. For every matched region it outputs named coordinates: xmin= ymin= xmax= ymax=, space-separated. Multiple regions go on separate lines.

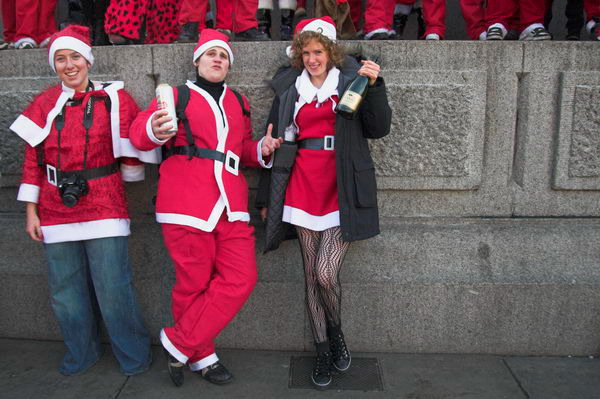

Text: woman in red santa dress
xmin=255 ymin=17 xmax=392 ymax=389
xmin=129 ymin=28 xmax=282 ymax=387
xmin=10 ymin=25 xmax=159 ymax=376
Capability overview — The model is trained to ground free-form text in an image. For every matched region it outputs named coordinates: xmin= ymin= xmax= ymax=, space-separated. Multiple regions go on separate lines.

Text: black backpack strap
xmin=175 ymin=84 xmax=194 ymax=160
xmin=231 ymin=89 xmax=251 ymax=118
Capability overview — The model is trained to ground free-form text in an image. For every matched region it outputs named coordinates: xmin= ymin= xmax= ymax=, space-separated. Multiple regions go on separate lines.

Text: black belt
xmin=165 ymin=145 xmax=240 ymax=175
xmin=45 ymin=161 xmax=119 ymax=186
xmin=167 ymin=145 xmax=226 ymax=162
xmin=297 ymin=136 xmax=335 ymax=150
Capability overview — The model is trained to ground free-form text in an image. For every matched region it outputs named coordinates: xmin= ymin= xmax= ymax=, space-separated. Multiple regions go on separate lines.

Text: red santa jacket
xmin=11 ymin=81 xmax=161 ymax=243
xmin=129 ymin=81 xmax=270 ymax=232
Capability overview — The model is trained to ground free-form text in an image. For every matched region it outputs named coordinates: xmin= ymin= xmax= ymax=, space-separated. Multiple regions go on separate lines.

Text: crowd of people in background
xmin=1 ymin=0 xmax=599 ymax=50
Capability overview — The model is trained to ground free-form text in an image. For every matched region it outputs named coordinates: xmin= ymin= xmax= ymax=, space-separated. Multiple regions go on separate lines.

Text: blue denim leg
xmin=44 ymin=241 xmax=104 ymax=376
xmin=84 ymin=236 xmax=152 ymax=375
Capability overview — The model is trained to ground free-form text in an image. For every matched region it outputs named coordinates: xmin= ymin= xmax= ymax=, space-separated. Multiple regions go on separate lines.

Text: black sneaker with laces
xmin=328 ymin=325 xmax=351 ymax=372
xmin=177 ymin=22 xmax=199 ymax=43
xmin=312 ymin=344 xmax=332 ymax=390
xmin=164 ymin=348 xmax=185 ymax=387
xmin=234 ymin=27 xmax=270 ymax=41
xmin=200 ymin=362 xmax=234 ymax=385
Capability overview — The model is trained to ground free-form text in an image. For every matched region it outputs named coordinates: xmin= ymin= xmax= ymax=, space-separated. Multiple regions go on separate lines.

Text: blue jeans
xmin=44 ymin=236 xmax=151 ymax=376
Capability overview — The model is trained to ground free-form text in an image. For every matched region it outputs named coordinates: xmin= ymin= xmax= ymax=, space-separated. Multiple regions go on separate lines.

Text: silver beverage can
xmin=155 ymin=83 xmax=178 ymax=133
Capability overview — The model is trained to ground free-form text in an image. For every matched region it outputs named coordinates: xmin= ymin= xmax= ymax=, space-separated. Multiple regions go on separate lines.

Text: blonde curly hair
xmin=289 ymin=31 xmax=345 ymax=71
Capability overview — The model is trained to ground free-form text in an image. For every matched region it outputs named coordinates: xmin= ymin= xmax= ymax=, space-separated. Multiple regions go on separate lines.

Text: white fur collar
xmin=295 ymin=67 xmax=339 ymax=104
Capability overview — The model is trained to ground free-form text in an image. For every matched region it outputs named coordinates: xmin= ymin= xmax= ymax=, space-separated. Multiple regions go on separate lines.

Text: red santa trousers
xmin=486 ymin=0 xmax=547 ymax=32
xmin=584 ymin=0 xmax=600 ymax=21
xmin=348 ymin=0 xmax=362 ymax=30
xmin=364 ymin=0 xmax=396 ymax=34
xmin=422 ymin=0 xmax=446 ymax=37
xmin=2 ymin=0 xmax=56 ymax=44
xmin=215 ymin=0 xmax=259 ymax=33
xmin=178 ymin=0 xmax=210 ymax=29
xmin=460 ymin=0 xmax=486 ymax=40
xmin=160 ymin=216 xmax=258 ymax=367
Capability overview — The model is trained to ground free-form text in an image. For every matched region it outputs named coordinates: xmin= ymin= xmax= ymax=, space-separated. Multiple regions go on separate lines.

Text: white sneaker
xmin=520 ymin=25 xmax=551 ymax=41
xmin=425 ymin=33 xmax=440 ymax=40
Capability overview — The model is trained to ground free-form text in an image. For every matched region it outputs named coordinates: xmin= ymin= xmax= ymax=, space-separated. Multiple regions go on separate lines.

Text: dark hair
xmin=289 ymin=31 xmax=344 ymax=70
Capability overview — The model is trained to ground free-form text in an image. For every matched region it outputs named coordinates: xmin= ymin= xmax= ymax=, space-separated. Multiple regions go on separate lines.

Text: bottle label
xmin=339 ymin=90 xmax=362 ymax=110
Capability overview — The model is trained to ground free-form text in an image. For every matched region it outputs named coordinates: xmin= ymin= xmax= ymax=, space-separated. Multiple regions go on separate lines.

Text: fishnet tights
xmin=297 ymin=226 xmax=350 ymax=344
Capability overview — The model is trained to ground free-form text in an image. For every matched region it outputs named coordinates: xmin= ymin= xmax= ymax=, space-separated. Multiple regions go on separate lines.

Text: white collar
xmin=295 ymin=67 xmax=339 ymax=104
xmin=61 ymin=80 xmax=104 ymax=98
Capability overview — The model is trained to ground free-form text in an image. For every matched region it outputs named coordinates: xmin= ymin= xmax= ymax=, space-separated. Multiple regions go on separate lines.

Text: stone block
xmin=554 ymin=72 xmax=600 ymax=190
xmin=512 ymin=43 xmax=600 ymax=216
xmin=375 ymin=70 xmax=486 ymax=190
xmin=504 ymin=357 xmax=600 ymax=399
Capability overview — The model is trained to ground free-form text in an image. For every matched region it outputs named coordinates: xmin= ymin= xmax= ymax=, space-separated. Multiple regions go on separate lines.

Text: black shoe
xmin=280 ymin=9 xmax=295 ymax=41
xmin=164 ymin=348 xmax=184 ymax=387
xmin=504 ymin=29 xmax=519 ymax=40
xmin=177 ymin=22 xmax=199 ymax=43
xmin=393 ymin=13 xmax=408 ymax=38
xmin=368 ymin=32 xmax=390 ymax=40
xmin=328 ymin=326 xmax=351 ymax=372
xmin=311 ymin=342 xmax=332 ymax=390
xmin=566 ymin=32 xmax=580 ymax=41
xmin=234 ymin=27 xmax=270 ymax=41
xmin=201 ymin=362 xmax=234 ymax=385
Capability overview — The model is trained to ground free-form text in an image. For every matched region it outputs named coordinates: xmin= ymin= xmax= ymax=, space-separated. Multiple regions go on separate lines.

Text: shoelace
xmin=331 ymin=334 xmax=349 ymax=358
xmin=314 ymin=353 xmax=331 ymax=374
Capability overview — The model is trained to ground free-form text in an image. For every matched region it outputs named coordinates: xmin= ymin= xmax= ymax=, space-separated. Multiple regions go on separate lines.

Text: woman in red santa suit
xmin=10 ymin=25 xmax=158 ymax=376
xmin=256 ymin=17 xmax=391 ymax=389
xmin=129 ymin=29 xmax=282 ymax=387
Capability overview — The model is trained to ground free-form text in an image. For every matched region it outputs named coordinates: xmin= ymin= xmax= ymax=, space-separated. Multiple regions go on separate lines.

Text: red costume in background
xmin=1 ymin=0 xmax=57 ymax=46
xmin=105 ymin=0 xmax=180 ymax=43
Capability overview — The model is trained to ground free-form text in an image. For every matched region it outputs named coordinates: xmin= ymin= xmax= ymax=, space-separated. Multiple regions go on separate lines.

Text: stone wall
xmin=1 ymin=41 xmax=599 ymax=355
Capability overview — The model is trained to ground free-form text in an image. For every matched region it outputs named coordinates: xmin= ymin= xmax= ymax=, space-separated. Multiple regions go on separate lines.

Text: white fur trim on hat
xmin=193 ymin=40 xmax=234 ymax=64
xmin=301 ymin=19 xmax=337 ymax=42
xmin=49 ymin=36 xmax=94 ymax=72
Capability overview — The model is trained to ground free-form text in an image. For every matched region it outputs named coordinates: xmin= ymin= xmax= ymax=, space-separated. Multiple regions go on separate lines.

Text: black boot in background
xmin=280 ymin=9 xmax=295 ymax=41
xmin=257 ymin=8 xmax=272 ymax=39
xmin=415 ymin=7 xmax=426 ymax=39
xmin=177 ymin=22 xmax=199 ymax=43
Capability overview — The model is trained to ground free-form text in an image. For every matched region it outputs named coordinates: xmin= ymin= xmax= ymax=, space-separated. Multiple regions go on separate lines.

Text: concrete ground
xmin=1 ymin=339 xmax=599 ymax=399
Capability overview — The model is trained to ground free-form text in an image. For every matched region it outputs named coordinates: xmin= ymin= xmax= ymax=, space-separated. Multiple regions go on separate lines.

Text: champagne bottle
xmin=335 ymin=73 xmax=369 ymax=120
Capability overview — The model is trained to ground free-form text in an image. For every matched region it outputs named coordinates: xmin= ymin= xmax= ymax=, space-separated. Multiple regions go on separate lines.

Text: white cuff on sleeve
xmin=17 ymin=183 xmax=40 ymax=203
xmin=147 ymin=112 xmax=170 ymax=145
xmin=257 ymin=137 xmax=273 ymax=168
xmin=121 ymin=163 xmax=145 ymax=182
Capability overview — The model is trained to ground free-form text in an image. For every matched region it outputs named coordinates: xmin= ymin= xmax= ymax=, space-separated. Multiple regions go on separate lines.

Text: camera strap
xmin=55 ymin=93 xmax=95 ymax=173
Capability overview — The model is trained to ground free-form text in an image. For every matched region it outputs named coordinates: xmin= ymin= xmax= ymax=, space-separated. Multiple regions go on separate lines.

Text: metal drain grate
xmin=289 ymin=356 xmax=384 ymax=391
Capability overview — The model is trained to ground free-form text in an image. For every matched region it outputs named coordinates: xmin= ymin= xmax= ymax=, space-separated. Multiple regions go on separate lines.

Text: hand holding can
xmin=155 ymin=84 xmax=178 ymax=133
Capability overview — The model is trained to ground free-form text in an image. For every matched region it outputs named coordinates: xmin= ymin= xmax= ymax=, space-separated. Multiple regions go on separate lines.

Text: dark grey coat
xmin=256 ymin=56 xmax=392 ymax=243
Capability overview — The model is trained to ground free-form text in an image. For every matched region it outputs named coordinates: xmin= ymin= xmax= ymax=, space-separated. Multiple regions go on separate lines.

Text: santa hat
xmin=193 ymin=29 xmax=234 ymax=64
xmin=48 ymin=25 xmax=94 ymax=72
xmin=294 ymin=16 xmax=337 ymax=42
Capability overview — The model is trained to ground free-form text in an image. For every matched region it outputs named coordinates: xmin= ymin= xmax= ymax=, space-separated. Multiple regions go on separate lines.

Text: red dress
xmin=283 ymin=96 xmax=340 ymax=231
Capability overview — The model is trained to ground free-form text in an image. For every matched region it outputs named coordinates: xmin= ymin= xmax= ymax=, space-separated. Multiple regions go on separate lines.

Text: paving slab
xmin=504 ymin=356 xmax=600 ymax=399
xmin=12 ymin=339 xmax=600 ymax=399
xmin=0 ymin=339 xmax=127 ymax=399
